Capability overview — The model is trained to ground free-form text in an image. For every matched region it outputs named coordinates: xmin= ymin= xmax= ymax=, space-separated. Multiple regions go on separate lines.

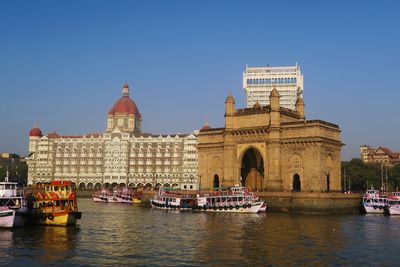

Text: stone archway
xmin=293 ymin=173 xmax=301 ymax=192
xmin=240 ymin=148 xmax=264 ymax=190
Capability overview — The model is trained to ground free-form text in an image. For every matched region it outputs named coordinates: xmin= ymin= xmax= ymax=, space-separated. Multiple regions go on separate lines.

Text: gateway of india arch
xmin=197 ymin=88 xmax=343 ymax=192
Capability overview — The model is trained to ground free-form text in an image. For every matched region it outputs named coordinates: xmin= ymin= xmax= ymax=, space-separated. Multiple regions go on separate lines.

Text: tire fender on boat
xmin=235 ymin=205 xmax=239 ymax=210
xmin=40 ymin=213 xmax=47 ymax=221
xmin=48 ymin=214 xmax=54 ymax=220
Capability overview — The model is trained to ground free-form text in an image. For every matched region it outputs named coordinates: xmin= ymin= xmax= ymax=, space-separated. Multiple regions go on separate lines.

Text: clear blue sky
xmin=0 ymin=0 xmax=399 ymax=160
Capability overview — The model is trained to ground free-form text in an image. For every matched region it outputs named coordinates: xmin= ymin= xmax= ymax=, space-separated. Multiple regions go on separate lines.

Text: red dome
xmin=29 ymin=127 xmax=42 ymax=137
xmin=201 ymin=125 xmax=211 ymax=130
xmin=108 ymin=96 xmax=141 ymax=118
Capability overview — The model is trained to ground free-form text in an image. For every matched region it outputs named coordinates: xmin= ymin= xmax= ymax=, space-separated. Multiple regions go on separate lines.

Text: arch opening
xmin=293 ymin=173 xmax=301 ymax=192
xmin=213 ymin=174 xmax=220 ymax=189
xmin=240 ymin=148 xmax=264 ymax=190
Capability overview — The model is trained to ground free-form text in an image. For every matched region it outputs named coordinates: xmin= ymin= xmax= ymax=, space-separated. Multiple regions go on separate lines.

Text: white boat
xmin=384 ymin=192 xmax=400 ymax=215
xmin=195 ymin=186 xmax=265 ymax=213
xmin=0 ymin=174 xmax=28 ymax=228
xmin=362 ymin=189 xmax=388 ymax=214
xmin=385 ymin=199 xmax=400 ymax=215
xmin=93 ymin=189 xmax=117 ymax=203
xmin=115 ymin=188 xmax=142 ymax=204
xmin=150 ymin=188 xmax=196 ymax=210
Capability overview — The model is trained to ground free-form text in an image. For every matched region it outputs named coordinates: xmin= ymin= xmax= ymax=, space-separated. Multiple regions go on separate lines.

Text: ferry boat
xmin=0 ymin=173 xmax=28 ymax=228
xmin=362 ymin=189 xmax=388 ymax=214
xmin=93 ymin=189 xmax=116 ymax=203
xmin=195 ymin=186 xmax=265 ymax=213
xmin=384 ymin=192 xmax=400 ymax=215
xmin=115 ymin=188 xmax=142 ymax=204
xmin=150 ymin=188 xmax=196 ymax=210
xmin=31 ymin=180 xmax=82 ymax=226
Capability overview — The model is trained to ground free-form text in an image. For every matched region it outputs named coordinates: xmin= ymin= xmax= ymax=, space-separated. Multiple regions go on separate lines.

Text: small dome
xmin=296 ymin=96 xmax=304 ymax=105
xmin=201 ymin=119 xmax=211 ymax=131
xmin=201 ymin=124 xmax=211 ymax=130
xmin=29 ymin=127 xmax=42 ymax=137
xmin=270 ymin=88 xmax=279 ymax=97
xmin=254 ymin=101 xmax=261 ymax=108
xmin=225 ymin=94 xmax=235 ymax=103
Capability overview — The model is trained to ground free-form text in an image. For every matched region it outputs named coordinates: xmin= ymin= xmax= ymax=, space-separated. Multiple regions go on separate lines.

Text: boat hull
xmin=93 ymin=196 xmax=108 ymax=202
xmin=386 ymin=205 xmax=400 ymax=215
xmin=363 ymin=204 xmax=386 ymax=214
xmin=150 ymin=200 xmax=193 ymax=211
xmin=36 ymin=211 xmax=82 ymax=226
xmin=196 ymin=202 xmax=264 ymax=213
xmin=0 ymin=209 xmax=27 ymax=228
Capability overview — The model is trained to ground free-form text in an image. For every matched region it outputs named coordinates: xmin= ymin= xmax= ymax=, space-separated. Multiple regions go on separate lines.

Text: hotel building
xmin=243 ymin=64 xmax=304 ymax=110
xmin=360 ymin=145 xmax=400 ymax=166
xmin=27 ymin=83 xmax=199 ymax=190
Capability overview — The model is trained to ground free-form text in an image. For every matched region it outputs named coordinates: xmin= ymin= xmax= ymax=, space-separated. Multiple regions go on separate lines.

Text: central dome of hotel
xmin=108 ymin=83 xmax=141 ymax=118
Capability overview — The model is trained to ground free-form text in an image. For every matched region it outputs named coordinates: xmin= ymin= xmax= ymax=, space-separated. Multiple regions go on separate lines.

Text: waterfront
xmin=1 ymin=198 xmax=400 ymax=266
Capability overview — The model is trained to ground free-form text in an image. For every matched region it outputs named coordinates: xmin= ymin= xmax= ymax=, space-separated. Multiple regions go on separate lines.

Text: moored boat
xmin=31 ymin=180 xmax=82 ymax=226
xmin=195 ymin=186 xmax=265 ymax=213
xmin=384 ymin=192 xmax=400 ymax=215
xmin=150 ymin=188 xmax=196 ymax=210
xmin=385 ymin=199 xmax=400 ymax=215
xmin=0 ymin=174 xmax=28 ymax=228
xmin=362 ymin=189 xmax=388 ymax=214
xmin=115 ymin=187 xmax=142 ymax=204
xmin=93 ymin=189 xmax=114 ymax=203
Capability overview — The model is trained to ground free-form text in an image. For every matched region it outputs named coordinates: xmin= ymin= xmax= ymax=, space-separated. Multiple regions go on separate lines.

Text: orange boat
xmin=31 ymin=180 xmax=82 ymax=226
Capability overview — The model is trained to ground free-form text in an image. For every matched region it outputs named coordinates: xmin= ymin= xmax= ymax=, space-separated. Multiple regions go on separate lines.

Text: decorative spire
xmin=123 ymin=82 xmax=130 ymax=96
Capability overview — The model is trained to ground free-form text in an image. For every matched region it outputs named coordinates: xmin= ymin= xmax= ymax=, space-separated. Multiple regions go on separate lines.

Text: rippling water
xmin=1 ymin=198 xmax=399 ymax=266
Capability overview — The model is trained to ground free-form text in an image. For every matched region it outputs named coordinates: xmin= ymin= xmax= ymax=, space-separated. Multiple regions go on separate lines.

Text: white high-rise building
xmin=243 ymin=64 xmax=304 ymax=110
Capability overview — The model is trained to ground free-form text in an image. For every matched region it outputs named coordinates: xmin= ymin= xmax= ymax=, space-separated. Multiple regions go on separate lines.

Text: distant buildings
xmin=0 ymin=152 xmax=27 ymax=183
xmin=243 ymin=64 xmax=303 ymax=110
xmin=27 ymin=83 xmax=199 ymax=190
xmin=360 ymin=145 xmax=400 ymax=166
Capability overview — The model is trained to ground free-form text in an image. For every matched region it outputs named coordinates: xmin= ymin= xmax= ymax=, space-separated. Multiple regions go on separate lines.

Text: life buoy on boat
xmin=48 ymin=214 xmax=54 ymax=220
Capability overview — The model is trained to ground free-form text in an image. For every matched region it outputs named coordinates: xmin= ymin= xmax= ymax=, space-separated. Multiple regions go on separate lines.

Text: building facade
xmin=197 ymin=89 xmax=343 ymax=192
xmin=27 ymin=83 xmax=199 ymax=190
xmin=360 ymin=145 xmax=400 ymax=166
xmin=243 ymin=64 xmax=304 ymax=110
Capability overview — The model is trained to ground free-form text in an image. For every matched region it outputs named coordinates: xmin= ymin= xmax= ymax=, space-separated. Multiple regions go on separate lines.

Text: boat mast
xmin=381 ymin=164 xmax=384 ymax=191
xmin=386 ymin=166 xmax=388 ymax=193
